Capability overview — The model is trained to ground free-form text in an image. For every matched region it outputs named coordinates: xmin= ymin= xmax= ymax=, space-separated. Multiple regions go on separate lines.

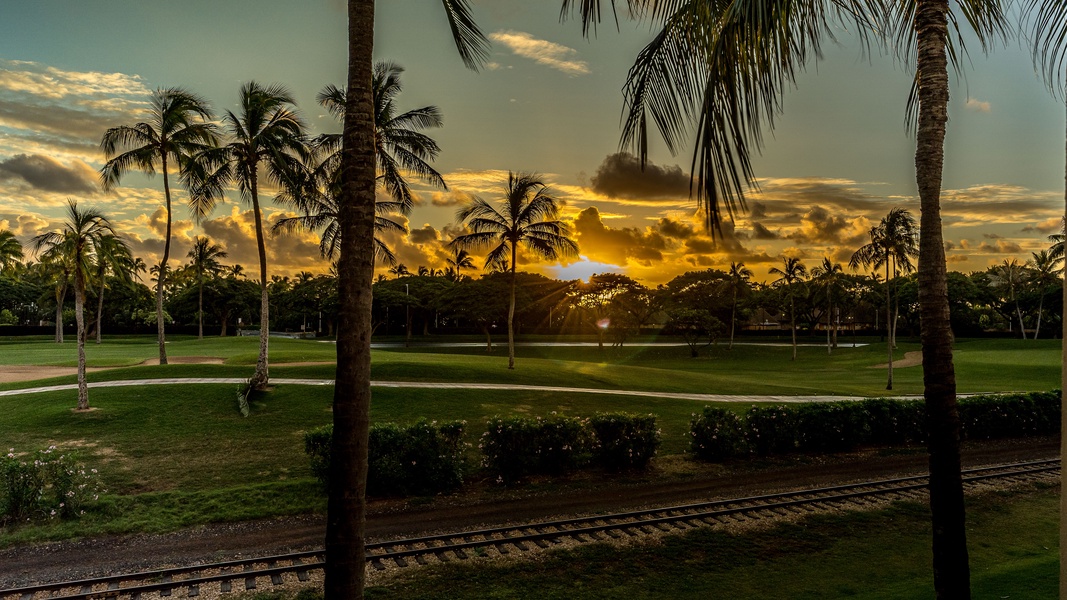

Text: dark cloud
xmin=409 ymin=224 xmax=439 ymax=244
xmin=656 ymin=217 xmax=696 ymax=240
xmin=750 ymin=222 xmax=780 ymax=240
xmin=0 ymin=154 xmax=98 ymax=194
xmin=785 ymin=205 xmax=867 ymax=246
xmin=749 ymin=202 xmax=767 ymax=219
xmin=589 ymin=153 xmax=689 ymax=201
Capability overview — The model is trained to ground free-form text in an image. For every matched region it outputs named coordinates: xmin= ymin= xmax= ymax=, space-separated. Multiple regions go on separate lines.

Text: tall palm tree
xmin=100 ymin=87 xmax=218 ymax=366
xmin=850 ymin=208 xmax=919 ymax=389
xmin=0 ymin=230 xmax=24 ymax=273
xmin=564 ymin=1 xmax=1007 ymax=592
xmin=451 ymin=172 xmax=578 ymax=369
xmin=188 ymin=236 xmax=228 ymax=340
xmin=39 ymin=250 xmax=71 ymax=343
xmin=190 ymin=81 xmax=308 ymax=390
xmin=275 ymin=64 xmax=447 ymax=267
xmin=91 ymin=233 xmax=135 ymax=344
xmin=768 ymin=257 xmax=807 ymax=361
xmin=989 ymin=259 xmax=1028 ymax=339
xmin=726 ymin=262 xmax=752 ymax=350
xmin=32 ymin=201 xmax=115 ymax=410
xmin=810 ymin=257 xmax=844 ymax=355
xmin=332 ymin=2 xmax=488 ymax=597
xmin=447 ymin=247 xmax=475 ymax=281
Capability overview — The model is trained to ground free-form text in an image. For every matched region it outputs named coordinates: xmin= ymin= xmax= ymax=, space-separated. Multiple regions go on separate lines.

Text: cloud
xmin=572 ymin=206 xmax=666 ymax=267
xmin=965 ymin=98 xmax=991 ymax=113
xmin=1022 ymin=217 xmax=1062 ymax=234
xmin=750 ymin=222 xmax=780 ymax=240
xmin=785 ymin=206 xmax=870 ymax=246
xmin=488 ymin=31 xmax=590 ymax=76
xmin=0 ymin=154 xmax=98 ymax=194
xmin=589 ymin=153 xmax=690 ymax=201
xmin=656 ymin=217 xmax=696 ymax=240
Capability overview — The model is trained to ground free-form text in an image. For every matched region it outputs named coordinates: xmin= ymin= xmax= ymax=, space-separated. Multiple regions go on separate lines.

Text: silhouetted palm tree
xmin=989 ymin=259 xmax=1029 ymax=339
xmin=188 ymin=236 xmax=228 ymax=340
xmin=447 ymin=247 xmax=475 ymax=281
xmin=769 ymin=257 xmax=807 ymax=361
xmin=451 ymin=172 xmax=578 ymax=369
xmin=810 ymin=257 xmax=844 ymax=355
xmin=0 ymin=230 xmax=23 ymax=273
xmin=32 ymin=201 xmax=116 ymax=410
xmin=726 ymin=262 xmax=752 ymax=350
xmin=190 ymin=81 xmax=308 ymax=390
xmin=101 ymin=88 xmax=218 ymax=366
xmin=1026 ymin=250 xmax=1059 ymax=340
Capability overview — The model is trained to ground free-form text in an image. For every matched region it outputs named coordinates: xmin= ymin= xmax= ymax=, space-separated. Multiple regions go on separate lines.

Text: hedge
xmin=690 ymin=390 xmax=1061 ymax=461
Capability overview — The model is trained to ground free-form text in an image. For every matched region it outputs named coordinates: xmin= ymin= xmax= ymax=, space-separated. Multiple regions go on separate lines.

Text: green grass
xmin=0 ymin=335 xmax=1059 ymax=546
xmin=361 ymin=485 xmax=1058 ymax=599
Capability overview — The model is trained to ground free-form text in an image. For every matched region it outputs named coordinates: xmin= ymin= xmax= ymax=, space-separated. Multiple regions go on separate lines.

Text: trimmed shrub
xmin=745 ymin=405 xmax=799 ymax=456
xmin=304 ymin=420 xmax=468 ymax=497
xmin=795 ymin=402 xmax=871 ymax=453
xmin=959 ymin=391 xmax=1060 ymax=440
xmin=589 ymin=413 xmax=660 ymax=471
xmin=689 ymin=407 xmax=748 ymax=461
xmin=861 ymin=398 xmax=926 ymax=446
xmin=480 ymin=414 xmax=591 ymax=484
xmin=1 ymin=446 xmax=104 ymax=525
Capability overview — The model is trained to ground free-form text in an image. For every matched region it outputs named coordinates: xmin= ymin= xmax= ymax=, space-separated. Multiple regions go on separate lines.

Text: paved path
xmin=0 ymin=377 xmax=895 ymax=404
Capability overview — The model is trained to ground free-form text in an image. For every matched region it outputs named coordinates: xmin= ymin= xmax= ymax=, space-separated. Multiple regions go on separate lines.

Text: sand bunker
xmin=140 ymin=356 xmax=225 ymax=366
xmin=869 ymin=350 xmax=923 ymax=369
xmin=0 ymin=356 xmax=226 ymax=383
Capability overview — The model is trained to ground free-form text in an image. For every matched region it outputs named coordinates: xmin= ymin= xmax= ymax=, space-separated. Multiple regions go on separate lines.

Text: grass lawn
xmin=0 ymin=335 xmax=1059 ymax=546
xmin=360 ymin=484 xmax=1058 ymax=599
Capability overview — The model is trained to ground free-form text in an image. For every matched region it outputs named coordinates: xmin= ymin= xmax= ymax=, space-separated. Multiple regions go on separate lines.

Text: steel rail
xmin=2 ymin=458 xmax=1058 ymax=600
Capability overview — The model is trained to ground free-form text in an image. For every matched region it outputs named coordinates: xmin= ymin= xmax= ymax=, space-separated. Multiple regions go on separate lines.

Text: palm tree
xmin=989 ymin=259 xmax=1029 ymax=339
xmin=768 ymin=257 xmax=807 ymax=361
xmin=189 ymin=81 xmax=308 ymax=390
xmin=451 ymin=172 xmax=578 ymax=369
xmin=39 ymin=250 xmax=71 ymax=343
xmin=563 ymin=0 xmax=1005 ymax=592
xmin=91 ymin=233 xmax=134 ymax=344
xmin=332 ymin=2 xmax=488 ymax=596
xmin=32 ymin=201 xmax=116 ymax=410
xmin=447 ymin=247 xmax=475 ymax=281
xmin=188 ymin=236 xmax=228 ymax=340
xmin=850 ymin=208 xmax=919 ymax=389
xmin=1026 ymin=250 xmax=1059 ymax=340
xmin=810 ymin=258 xmax=844 ymax=355
xmin=100 ymin=88 xmax=218 ymax=366
xmin=0 ymin=230 xmax=24 ymax=273
xmin=275 ymin=64 xmax=447 ymax=267
xmin=389 ymin=263 xmax=410 ymax=278
xmin=726 ymin=262 xmax=752 ymax=350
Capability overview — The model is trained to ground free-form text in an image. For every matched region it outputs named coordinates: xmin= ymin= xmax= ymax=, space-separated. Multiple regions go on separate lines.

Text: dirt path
xmin=870 ymin=350 xmax=923 ymax=369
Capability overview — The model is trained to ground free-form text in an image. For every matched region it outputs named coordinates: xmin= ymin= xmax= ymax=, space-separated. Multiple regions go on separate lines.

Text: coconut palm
xmin=451 ymin=172 xmax=578 ymax=369
xmin=91 ymin=233 xmax=135 ymax=344
xmin=849 ymin=208 xmax=919 ymax=389
xmin=989 ymin=259 xmax=1029 ymax=339
xmin=726 ymin=262 xmax=752 ymax=350
xmin=39 ymin=250 xmax=72 ymax=343
xmin=189 ymin=81 xmax=308 ymax=390
xmin=768 ymin=257 xmax=807 ymax=361
xmin=330 ymin=3 xmax=488 ymax=596
xmin=810 ymin=257 xmax=844 ymax=354
xmin=0 ymin=230 xmax=24 ymax=273
xmin=388 ymin=263 xmax=410 ymax=278
xmin=100 ymin=87 xmax=218 ymax=366
xmin=447 ymin=247 xmax=475 ymax=281
xmin=564 ymin=0 xmax=1007 ymax=592
xmin=1026 ymin=250 xmax=1059 ymax=340
xmin=188 ymin=236 xmax=228 ymax=340
xmin=32 ymin=201 xmax=116 ymax=410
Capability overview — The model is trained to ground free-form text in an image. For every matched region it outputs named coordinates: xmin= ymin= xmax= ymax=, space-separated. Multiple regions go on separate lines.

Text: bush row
xmin=306 ymin=413 xmax=661 ymax=494
xmin=690 ymin=391 xmax=1060 ymax=461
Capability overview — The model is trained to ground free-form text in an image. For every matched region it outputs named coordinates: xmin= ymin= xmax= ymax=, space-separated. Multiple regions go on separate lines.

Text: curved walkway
xmin=0 ymin=377 xmax=897 ymax=404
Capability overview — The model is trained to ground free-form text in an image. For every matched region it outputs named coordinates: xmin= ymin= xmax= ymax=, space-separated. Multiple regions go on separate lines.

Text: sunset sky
xmin=0 ymin=1 xmax=1063 ymax=285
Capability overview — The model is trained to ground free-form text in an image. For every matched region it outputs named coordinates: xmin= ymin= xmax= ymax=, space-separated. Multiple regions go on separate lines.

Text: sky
xmin=0 ymin=0 xmax=1063 ymax=285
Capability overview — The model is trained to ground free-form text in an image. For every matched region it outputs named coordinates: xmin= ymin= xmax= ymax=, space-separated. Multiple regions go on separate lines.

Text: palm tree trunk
xmin=885 ymin=259 xmax=893 ymax=390
xmin=74 ymin=276 xmax=89 ymax=411
xmin=825 ymin=295 xmax=832 ymax=355
xmin=1013 ymin=293 xmax=1026 ymax=340
xmin=249 ymin=174 xmax=270 ymax=390
xmin=915 ymin=0 xmax=970 ymax=595
xmin=789 ymin=292 xmax=797 ymax=361
xmin=1034 ymin=294 xmax=1043 ymax=340
xmin=96 ymin=278 xmax=105 ymax=344
xmin=507 ymin=246 xmax=517 ymax=370
xmin=729 ymin=289 xmax=737 ymax=350
xmin=482 ymin=324 xmax=492 ymax=352
xmin=325 ymin=1 xmax=375 ymax=596
xmin=198 ymin=279 xmax=205 ymax=340
xmin=832 ymin=306 xmax=839 ymax=348
xmin=55 ymin=282 xmax=65 ymax=343
xmin=157 ymin=164 xmax=172 ymax=365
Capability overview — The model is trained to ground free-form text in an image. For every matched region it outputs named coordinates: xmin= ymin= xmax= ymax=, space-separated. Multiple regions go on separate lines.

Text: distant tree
xmin=437 ymin=274 xmax=511 ymax=351
xmin=446 ymin=247 xmax=475 ymax=281
xmin=726 ymin=262 xmax=752 ymax=350
xmin=32 ymin=201 xmax=116 ymax=410
xmin=0 ymin=230 xmax=24 ymax=273
xmin=810 ymin=257 xmax=844 ymax=354
xmin=100 ymin=87 xmax=218 ymax=365
xmin=91 ymin=233 xmax=135 ymax=343
xmin=188 ymin=236 xmax=228 ymax=340
xmin=389 ymin=263 xmax=410 ymax=278
xmin=567 ymin=273 xmax=643 ymax=349
xmin=989 ymin=259 xmax=1030 ymax=339
xmin=451 ymin=172 xmax=579 ymax=369
xmin=769 ymin=257 xmax=807 ymax=361
xmin=1026 ymin=250 xmax=1060 ymax=339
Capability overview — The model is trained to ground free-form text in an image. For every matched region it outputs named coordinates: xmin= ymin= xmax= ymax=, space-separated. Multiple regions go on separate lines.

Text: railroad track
xmin=2 ymin=458 xmax=1058 ymax=600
